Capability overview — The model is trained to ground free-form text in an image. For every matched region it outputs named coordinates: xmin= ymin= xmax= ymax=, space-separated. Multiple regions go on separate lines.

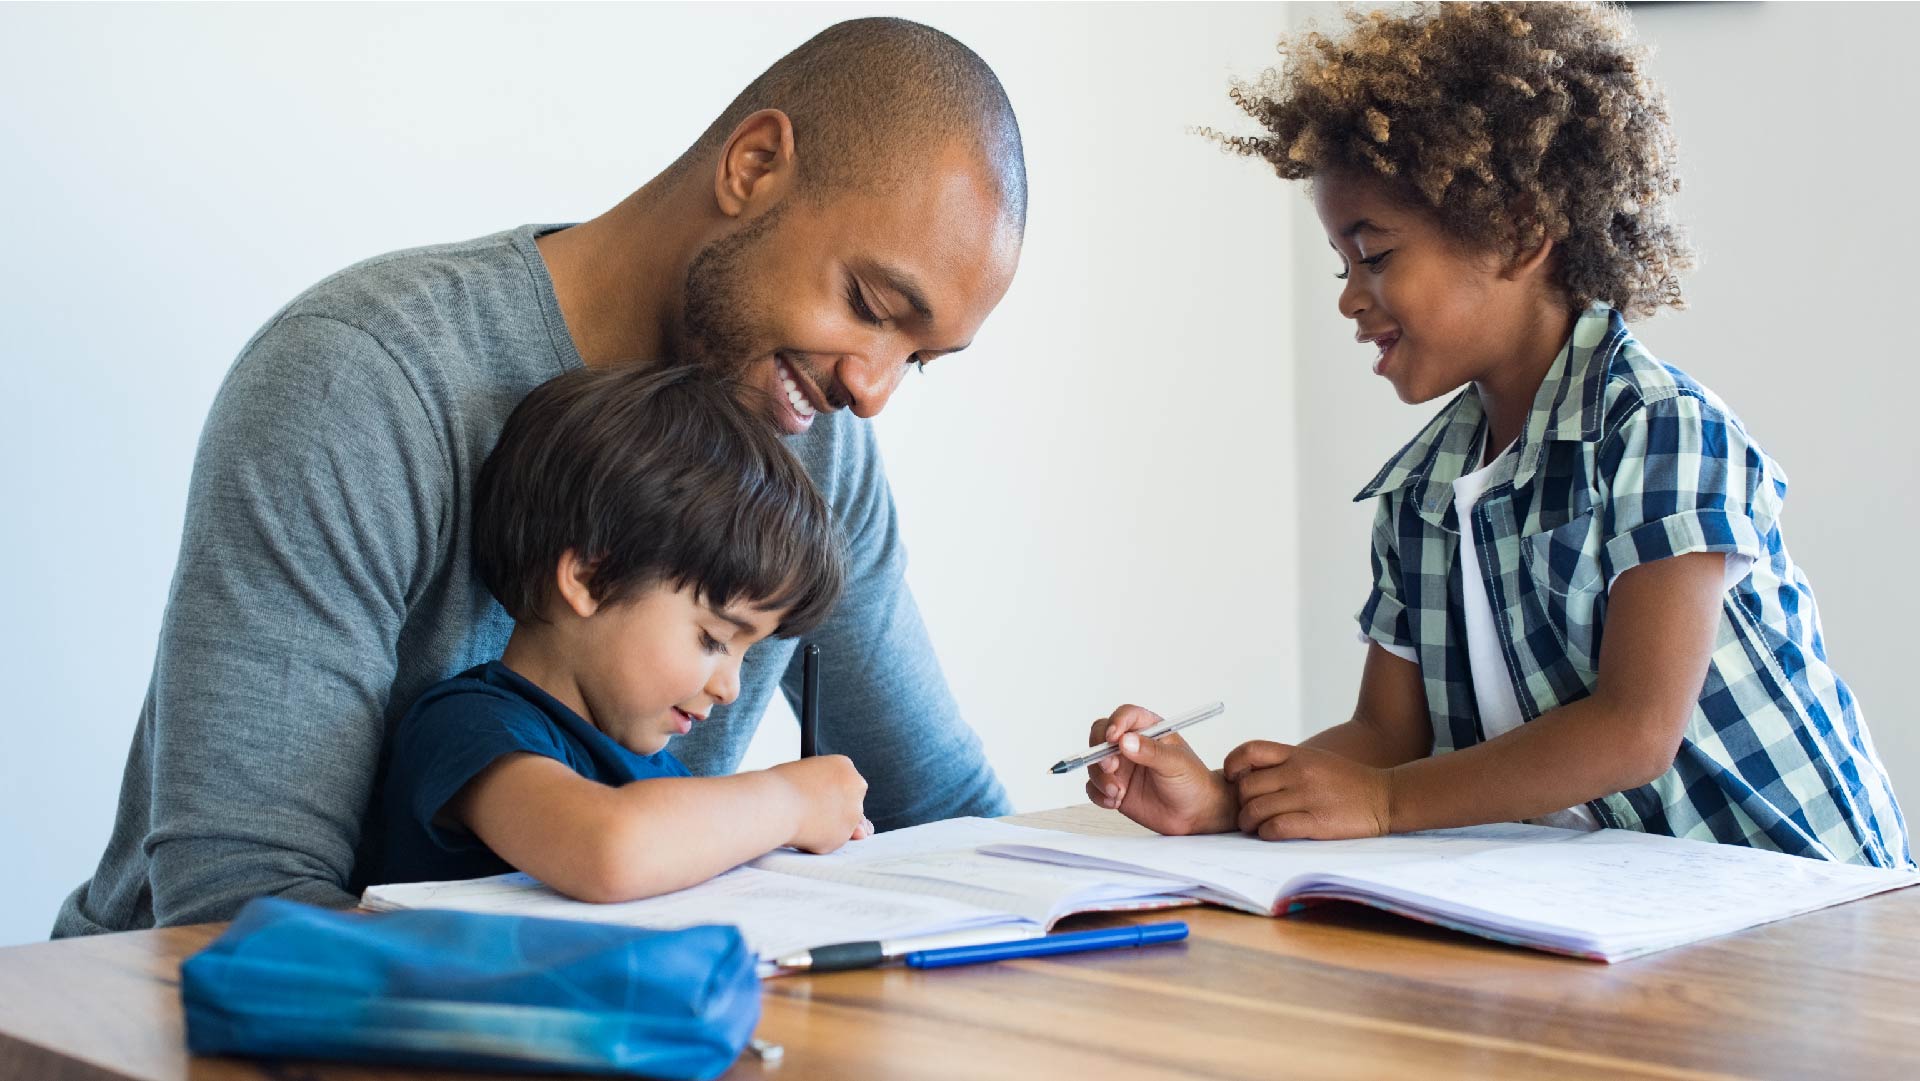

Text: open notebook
xmin=979 ymin=821 xmax=1919 ymax=961
xmin=364 ymin=815 xmax=1917 ymax=965
xmin=361 ymin=818 xmax=1195 ymax=964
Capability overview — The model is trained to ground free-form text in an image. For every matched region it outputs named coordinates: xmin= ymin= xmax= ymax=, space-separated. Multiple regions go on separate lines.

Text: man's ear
xmin=713 ymin=109 xmax=797 ymax=219
xmin=554 ymin=549 xmax=602 ymax=619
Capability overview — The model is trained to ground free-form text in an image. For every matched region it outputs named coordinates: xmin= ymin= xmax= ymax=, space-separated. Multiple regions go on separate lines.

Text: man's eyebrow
xmin=869 ymin=262 xmax=934 ymax=321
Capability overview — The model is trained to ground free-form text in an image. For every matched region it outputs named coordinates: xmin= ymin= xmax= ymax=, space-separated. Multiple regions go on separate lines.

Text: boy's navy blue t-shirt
xmin=374 ymin=661 xmax=691 ymax=884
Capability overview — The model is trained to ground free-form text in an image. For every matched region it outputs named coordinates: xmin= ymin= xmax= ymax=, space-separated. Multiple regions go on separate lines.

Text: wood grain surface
xmin=2 ymin=805 xmax=1913 ymax=1081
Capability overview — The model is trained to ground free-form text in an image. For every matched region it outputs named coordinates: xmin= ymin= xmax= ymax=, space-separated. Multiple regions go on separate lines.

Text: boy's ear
xmin=1500 ymin=199 xmax=1559 ymax=282
xmin=554 ymin=549 xmax=602 ymax=619
xmin=712 ymin=108 xmax=797 ymax=219
xmin=1505 ymin=234 xmax=1557 ymax=281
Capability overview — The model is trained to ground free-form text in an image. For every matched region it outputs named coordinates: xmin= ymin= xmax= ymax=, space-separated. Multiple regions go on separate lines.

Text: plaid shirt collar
xmin=1353 ymin=304 xmax=1628 ymax=525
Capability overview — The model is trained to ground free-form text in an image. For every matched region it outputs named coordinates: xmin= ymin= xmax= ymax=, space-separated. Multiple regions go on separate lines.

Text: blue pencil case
xmin=182 ymin=896 xmax=760 ymax=1079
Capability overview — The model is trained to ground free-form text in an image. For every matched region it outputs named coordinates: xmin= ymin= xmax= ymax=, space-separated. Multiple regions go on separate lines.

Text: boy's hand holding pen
xmin=1073 ymin=702 xmax=1239 ymax=836
xmin=770 ymin=643 xmax=872 ymax=852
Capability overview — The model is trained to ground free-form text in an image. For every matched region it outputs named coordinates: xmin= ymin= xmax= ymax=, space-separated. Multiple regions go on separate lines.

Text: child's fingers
xmin=854 ymin=817 xmax=874 ymax=839
xmin=1084 ymin=777 xmax=1124 ymax=810
xmin=1238 ymin=789 xmax=1307 ymax=835
xmin=1254 ymin=811 xmax=1321 ymax=842
xmin=1098 ymin=704 xmax=1165 ymax=745
xmin=1223 ymin=740 xmax=1294 ymax=783
xmin=1232 ymin=764 xmax=1289 ymax=803
xmin=1117 ymin=730 xmax=1193 ymax=777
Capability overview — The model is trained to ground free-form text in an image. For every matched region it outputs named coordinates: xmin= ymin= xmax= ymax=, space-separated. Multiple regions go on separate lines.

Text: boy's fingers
xmin=1224 ymin=740 xmax=1294 ymax=782
xmin=1238 ymin=791 xmax=1306 ymax=834
xmin=1233 ymin=764 xmax=1288 ymax=802
xmin=1099 ymin=704 xmax=1164 ymax=745
xmin=1256 ymin=811 xmax=1321 ymax=842
xmin=1088 ymin=718 xmax=1111 ymax=746
xmin=1118 ymin=731 xmax=1187 ymax=776
xmin=1083 ymin=777 xmax=1123 ymax=809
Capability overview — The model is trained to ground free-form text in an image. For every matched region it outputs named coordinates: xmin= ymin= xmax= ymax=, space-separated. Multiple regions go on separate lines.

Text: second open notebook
xmin=362 ymin=814 xmax=1918 ymax=964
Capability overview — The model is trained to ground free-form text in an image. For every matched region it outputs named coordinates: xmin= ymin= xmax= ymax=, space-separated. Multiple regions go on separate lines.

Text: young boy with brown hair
xmin=373 ymin=365 xmax=870 ymax=901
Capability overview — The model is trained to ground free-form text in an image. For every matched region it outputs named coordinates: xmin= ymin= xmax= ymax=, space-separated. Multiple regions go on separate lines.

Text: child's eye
xmin=1359 ymin=250 xmax=1393 ymax=274
xmin=699 ymin=631 xmax=730 ymax=656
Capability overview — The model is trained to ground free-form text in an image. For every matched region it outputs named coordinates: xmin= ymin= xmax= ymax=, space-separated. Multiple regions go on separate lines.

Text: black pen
xmin=800 ymin=643 xmax=819 ymax=758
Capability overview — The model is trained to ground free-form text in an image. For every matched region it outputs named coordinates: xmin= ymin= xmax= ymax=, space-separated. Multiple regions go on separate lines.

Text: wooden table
xmin=4 ymin=805 xmax=1918 ymax=1081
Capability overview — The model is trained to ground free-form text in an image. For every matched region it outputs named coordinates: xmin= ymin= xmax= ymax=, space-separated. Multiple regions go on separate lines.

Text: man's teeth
xmin=778 ymin=359 xmax=817 ymax=417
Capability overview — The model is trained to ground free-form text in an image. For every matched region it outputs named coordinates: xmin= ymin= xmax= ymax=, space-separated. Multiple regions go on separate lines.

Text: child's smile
xmin=1358 ymin=329 xmax=1400 ymax=378
xmin=1312 ymin=169 xmax=1575 ymax=452
xmin=670 ymin=705 xmax=706 ymax=737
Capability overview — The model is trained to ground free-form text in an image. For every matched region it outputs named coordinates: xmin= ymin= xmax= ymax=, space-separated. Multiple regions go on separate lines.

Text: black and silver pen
xmin=768 ymin=926 xmax=1044 ymax=974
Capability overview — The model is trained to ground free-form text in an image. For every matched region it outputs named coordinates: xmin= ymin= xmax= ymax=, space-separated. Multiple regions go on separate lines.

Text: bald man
xmin=56 ymin=18 xmax=1023 ymax=937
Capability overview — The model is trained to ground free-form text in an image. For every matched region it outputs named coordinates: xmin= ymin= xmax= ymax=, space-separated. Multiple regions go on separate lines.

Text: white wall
xmin=0 ymin=3 xmax=1296 ymax=945
xmin=1290 ymin=3 xmax=1920 ymax=801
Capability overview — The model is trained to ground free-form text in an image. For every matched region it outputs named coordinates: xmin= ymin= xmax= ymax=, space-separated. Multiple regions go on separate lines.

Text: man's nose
xmin=836 ymin=355 xmax=909 ymax=419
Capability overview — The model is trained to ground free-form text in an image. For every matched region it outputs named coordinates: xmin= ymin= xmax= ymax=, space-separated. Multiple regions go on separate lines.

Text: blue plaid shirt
xmin=1355 ymin=305 xmax=1911 ymax=868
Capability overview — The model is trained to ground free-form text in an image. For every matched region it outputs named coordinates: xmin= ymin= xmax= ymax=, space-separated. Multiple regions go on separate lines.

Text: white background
xmin=1 ymin=2 xmax=1912 ymax=947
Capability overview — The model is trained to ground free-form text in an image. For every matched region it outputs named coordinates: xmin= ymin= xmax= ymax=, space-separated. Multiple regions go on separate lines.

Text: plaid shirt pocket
xmin=1522 ymin=511 xmax=1605 ymax=669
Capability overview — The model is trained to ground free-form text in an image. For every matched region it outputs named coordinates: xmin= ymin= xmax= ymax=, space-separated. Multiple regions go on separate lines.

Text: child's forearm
xmin=1300 ymin=716 xmax=1429 ymax=769
xmin=1384 ymin=696 xmax=1679 ymax=832
xmin=460 ymin=759 xmax=805 ymax=904
xmin=589 ymin=772 xmax=806 ymax=897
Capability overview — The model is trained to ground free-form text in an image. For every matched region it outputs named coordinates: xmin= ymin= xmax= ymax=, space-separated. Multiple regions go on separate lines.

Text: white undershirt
xmin=1451 ymin=439 xmax=1601 ymax=831
xmin=1377 ymin=436 xmax=1599 ymax=831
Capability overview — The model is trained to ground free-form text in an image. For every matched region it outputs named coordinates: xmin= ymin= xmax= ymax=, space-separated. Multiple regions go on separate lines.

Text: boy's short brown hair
xmin=1217 ymin=1 xmax=1693 ymax=319
xmin=473 ymin=365 xmax=843 ymax=636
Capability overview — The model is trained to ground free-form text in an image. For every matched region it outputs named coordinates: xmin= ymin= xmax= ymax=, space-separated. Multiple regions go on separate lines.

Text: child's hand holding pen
xmin=767 ymin=755 xmax=873 ymax=853
xmin=1076 ymin=702 xmax=1393 ymax=842
xmin=1080 ymin=704 xmax=1238 ymax=836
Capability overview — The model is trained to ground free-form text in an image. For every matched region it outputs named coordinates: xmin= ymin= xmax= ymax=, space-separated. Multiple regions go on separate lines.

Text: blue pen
xmin=904 ymin=922 xmax=1188 ymax=970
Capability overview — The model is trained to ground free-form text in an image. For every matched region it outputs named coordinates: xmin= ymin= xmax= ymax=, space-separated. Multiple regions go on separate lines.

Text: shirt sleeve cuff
xmin=1601 ymin=509 xmax=1767 ymax=588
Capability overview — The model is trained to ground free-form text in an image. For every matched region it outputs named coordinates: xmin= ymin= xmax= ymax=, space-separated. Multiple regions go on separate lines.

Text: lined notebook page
xmin=363 ymin=865 xmax=1012 ymax=959
xmin=981 ymin=823 xmax=1919 ymax=960
xmin=752 ymin=817 xmax=1195 ymax=925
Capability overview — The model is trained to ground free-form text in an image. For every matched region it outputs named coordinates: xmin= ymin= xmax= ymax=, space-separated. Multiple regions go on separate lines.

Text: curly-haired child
xmin=1085 ymin=1 xmax=1910 ymax=867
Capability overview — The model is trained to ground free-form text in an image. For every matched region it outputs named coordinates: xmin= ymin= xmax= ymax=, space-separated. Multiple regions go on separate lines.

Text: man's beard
xmin=678 ymin=205 xmax=787 ymax=379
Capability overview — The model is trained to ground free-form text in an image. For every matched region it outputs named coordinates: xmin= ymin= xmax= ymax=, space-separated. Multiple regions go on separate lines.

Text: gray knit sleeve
xmin=143 ymin=313 xmax=444 ymax=924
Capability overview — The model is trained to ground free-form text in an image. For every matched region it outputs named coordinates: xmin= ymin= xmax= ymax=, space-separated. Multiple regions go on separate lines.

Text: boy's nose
xmin=707 ymin=662 xmax=741 ymax=707
xmin=1338 ymin=276 xmax=1369 ymax=321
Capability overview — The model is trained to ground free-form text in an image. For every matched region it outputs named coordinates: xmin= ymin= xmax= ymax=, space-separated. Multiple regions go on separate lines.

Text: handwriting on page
xmin=1336 ymin=830 xmax=1904 ymax=934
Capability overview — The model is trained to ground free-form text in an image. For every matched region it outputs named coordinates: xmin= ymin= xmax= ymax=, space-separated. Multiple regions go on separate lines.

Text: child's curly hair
xmin=1218 ymin=2 xmax=1692 ymax=319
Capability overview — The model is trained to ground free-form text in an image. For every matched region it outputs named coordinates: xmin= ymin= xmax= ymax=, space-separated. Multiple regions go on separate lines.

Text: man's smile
xmin=771 ymin=353 xmax=829 ymax=433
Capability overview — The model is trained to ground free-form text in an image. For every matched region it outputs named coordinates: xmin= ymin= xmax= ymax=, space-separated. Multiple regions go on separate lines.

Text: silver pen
xmin=1049 ymin=701 xmax=1226 ymax=774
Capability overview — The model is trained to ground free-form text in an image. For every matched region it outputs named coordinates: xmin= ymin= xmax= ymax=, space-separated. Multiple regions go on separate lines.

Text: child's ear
xmin=554 ymin=549 xmax=602 ymax=619
xmin=1500 ymin=204 xmax=1559 ymax=283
